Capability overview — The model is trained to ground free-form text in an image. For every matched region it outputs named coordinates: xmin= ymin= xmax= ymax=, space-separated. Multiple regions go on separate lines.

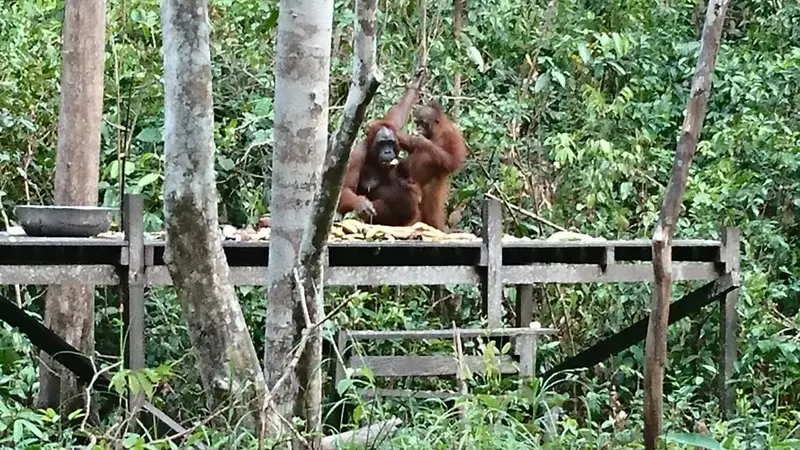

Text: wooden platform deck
xmin=0 ymin=233 xmax=725 ymax=286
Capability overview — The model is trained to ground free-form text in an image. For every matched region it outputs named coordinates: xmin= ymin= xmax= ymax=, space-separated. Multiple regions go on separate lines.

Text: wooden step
xmin=340 ymin=326 xmax=558 ymax=342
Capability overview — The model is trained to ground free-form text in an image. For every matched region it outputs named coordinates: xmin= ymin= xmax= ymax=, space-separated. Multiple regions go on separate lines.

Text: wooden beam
xmin=543 ymin=273 xmax=737 ymax=380
xmin=121 ymin=194 xmax=146 ymax=418
xmin=342 ymin=327 xmax=557 ymax=341
xmin=0 ymin=295 xmax=202 ymax=448
xmin=0 ymin=261 xmax=722 ymax=286
xmin=348 ymin=355 xmax=519 ymax=377
xmin=145 ymin=265 xmax=480 ymax=286
xmin=480 ymin=198 xmax=503 ymax=327
xmin=356 ymin=388 xmax=459 ymax=399
xmin=503 ymin=262 xmax=719 ymax=284
xmin=718 ymin=227 xmax=740 ymax=418
xmin=0 ymin=265 xmax=119 ymax=285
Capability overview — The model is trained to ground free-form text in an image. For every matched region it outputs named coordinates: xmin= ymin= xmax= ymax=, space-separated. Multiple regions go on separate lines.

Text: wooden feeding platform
xmin=0 ymin=194 xmax=741 ymax=414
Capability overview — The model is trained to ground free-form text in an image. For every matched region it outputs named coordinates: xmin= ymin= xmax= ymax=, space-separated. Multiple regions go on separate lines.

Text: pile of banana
xmin=329 ymin=219 xmax=478 ymax=242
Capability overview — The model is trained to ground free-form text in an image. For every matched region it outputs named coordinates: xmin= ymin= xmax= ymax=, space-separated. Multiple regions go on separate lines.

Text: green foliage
xmin=0 ymin=0 xmax=798 ymax=447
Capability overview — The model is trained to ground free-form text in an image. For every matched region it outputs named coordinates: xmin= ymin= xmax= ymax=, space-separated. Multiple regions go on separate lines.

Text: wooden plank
xmin=480 ymin=198 xmax=503 ymax=327
xmin=343 ymin=327 xmax=557 ymax=341
xmin=515 ymin=334 xmax=536 ymax=377
xmin=2 ymin=262 xmax=718 ymax=286
xmin=145 ymin=265 xmax=481 ymax=286
xmin=121 ymin=194 xmax=146 ymax=418
xmin=0 ymin=265 xmax=120 ymax=285
xmin=348 ymin=355 xmax=518 ymax=377
xmin=501 ymin=239 xmax=721 ymax=248
xmin=719 ymin=227 xmax=740 ymax=419
xmin=326 ymin=265 xmax=479 ymax=286
xmin=503 ymin=262 xmax=719 ymax=284
xmin=0 ymin=234 xmax=126 ymax=246
xmin=356 ymin=388 xmax=460 ymax=399
xmin=141 ymin=239 xmax=483 ymax=249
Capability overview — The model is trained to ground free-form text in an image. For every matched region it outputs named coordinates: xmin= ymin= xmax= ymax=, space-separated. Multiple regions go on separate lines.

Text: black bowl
xmin=15 ymin=205 xmax=117 ymax=237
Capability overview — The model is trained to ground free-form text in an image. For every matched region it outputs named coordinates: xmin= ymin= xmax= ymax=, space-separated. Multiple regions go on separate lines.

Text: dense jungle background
xmin=0 ymin=0 xmax=798 ymax=448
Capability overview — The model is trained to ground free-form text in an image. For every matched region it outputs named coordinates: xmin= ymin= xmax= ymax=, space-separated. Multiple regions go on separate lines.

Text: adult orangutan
xmin=337 ymin=85 xmax=422 ymax=226
xmin=398 ymin=101 xmax=467 ymax=231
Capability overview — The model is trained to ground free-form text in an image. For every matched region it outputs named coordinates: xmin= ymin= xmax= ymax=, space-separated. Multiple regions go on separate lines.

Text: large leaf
xmin=664 ymin=432 xmax=724 ymax=450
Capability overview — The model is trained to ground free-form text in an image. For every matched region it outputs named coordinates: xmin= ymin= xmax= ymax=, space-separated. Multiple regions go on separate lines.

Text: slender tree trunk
xmin=642 ymin=1 xmax=731 ymax=448
xmin=265 ymin=0 xmax=334 ymax=442
xmin=37 ymin=0 xmax=105 ymax=415
xmin=160 ymin=0 xmax=265 ymax=426
xmin=452 ymin=0 xmax=463 ymax=118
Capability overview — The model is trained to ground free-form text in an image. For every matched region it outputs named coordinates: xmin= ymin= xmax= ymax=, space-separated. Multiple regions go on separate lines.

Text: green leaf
xmin=264 ymin=8 xmax=279 ymax=30
xmin=620 ymin=182 xmax=633 ymax=200
xmin=611 ymin=32 xmax=624 ymax=57
xmin=336 ymin=378 xmax=354 ymax=395
xmin=477 ymin=394 xmax=500 ymax=409
xmin=466 ymin=45 xmax=485 ymax=72
xmin=534 ymin=72 xmax=551 ymax=93
xmin=551 ymin=70 xmax=566 ymax=88
xmin=664 ymin=432 xmax=723 ymax=450
xmin=578 ymin=42 xmax=592 ymax=64
xmin=218 ymin=157 xmax=235 ymax=171
xmin=18 ymin=419 xmax=45 ymax=439
xmin=136 ymin=173 xmax=160 ymax=189
xmin=358 ymin=366 xmax=375 ymax=383
xmin=111 ymin=370 xmax=128 ymax=395
xmin=136 ymin=127 xmax=162 ymax=143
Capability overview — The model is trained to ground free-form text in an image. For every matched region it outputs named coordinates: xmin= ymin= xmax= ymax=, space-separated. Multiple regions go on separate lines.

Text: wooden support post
xmin=515 ymin=285 xmax=535 ymax=328
xmin=719 ymin=227 xmax=740 ymax=418
xmin=514 ymin=333 xmax=537 ymax=398
xmin=334 ymin=330 xmax=350 ymax=387
xmin=121 ymin=194 xmax=145 ymax=415
xmin=480 ymin=198 xmax=503 ymax=328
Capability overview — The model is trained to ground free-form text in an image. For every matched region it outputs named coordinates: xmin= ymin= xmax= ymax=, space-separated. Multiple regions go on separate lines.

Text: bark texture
xmin=642 ymin=1 xmax=731 ymax=448
xmin=160 ymin=0 xmax=265 ymax=424
xmin=265 ymin=0 xmax=334 ymax=441
xmin=452 ymin=0 xmax=462 ymax=118
xmin=37 ymin=0 xmax=106 ymax=414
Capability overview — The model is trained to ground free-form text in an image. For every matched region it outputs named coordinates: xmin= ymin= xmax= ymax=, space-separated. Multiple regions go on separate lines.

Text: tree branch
xmin=642 ymin=1 xmax=731 ymax=448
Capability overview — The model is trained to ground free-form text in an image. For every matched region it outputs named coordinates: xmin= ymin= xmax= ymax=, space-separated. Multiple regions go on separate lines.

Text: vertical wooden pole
xmin=719 ymin=226 xmax=740 ymax=418
xmin=515 ymin=285 xmax=535 ymax=328
xmin=480 ymin=198 xmax=503 ymax=328
xmin=122 ymin=194 xmax=145 ymax=415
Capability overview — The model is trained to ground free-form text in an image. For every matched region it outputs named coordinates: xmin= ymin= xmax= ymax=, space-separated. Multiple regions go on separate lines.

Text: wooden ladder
xmin=334 ymin=326 xmax=558 ymax=400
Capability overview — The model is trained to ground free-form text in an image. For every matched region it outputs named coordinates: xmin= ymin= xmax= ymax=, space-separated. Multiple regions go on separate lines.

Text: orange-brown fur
xmin=398 ymin=101 xmax=467 ymax=231
xmin=337 ymin=87 xmax=423 ymax=226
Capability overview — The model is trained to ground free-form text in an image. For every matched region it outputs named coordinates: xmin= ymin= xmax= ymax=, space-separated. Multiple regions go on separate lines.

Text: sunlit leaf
xmin=664 ymin=433 xmax=723 ymax=450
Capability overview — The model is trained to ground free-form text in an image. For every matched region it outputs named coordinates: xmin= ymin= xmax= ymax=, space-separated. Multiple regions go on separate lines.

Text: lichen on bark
xmin=160 ymin=0 xmax=265 ymax=425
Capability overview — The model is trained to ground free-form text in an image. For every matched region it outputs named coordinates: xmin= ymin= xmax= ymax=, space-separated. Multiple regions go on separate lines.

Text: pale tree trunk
xmin=264 ymin=0 xmax=382 ymax=445
xmin=264 ymin=0 xmax=333 ymax=440
xmin=642 ymin=1 xmax=731 ymax=448
xmin=160 ymin=0 xmax=265 ymax=426
xmin=37 ymin=0 xmax=105 ymax=415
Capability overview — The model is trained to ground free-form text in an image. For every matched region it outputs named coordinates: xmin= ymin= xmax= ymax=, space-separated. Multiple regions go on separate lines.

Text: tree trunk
xmin=452 ymin=0 xmax=463 ymax=118
xmin=37 ymin=0 xmax=105 ymax=415
xmin=265 ymin=0 xmax=386 ymax=445
xmin=265 ymin=0 xmax=334 ymax=442
xmin=160 ymin=0 xmax=265 ymax=426
xmin=642 ymin=1 xmax=731 ymax=448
